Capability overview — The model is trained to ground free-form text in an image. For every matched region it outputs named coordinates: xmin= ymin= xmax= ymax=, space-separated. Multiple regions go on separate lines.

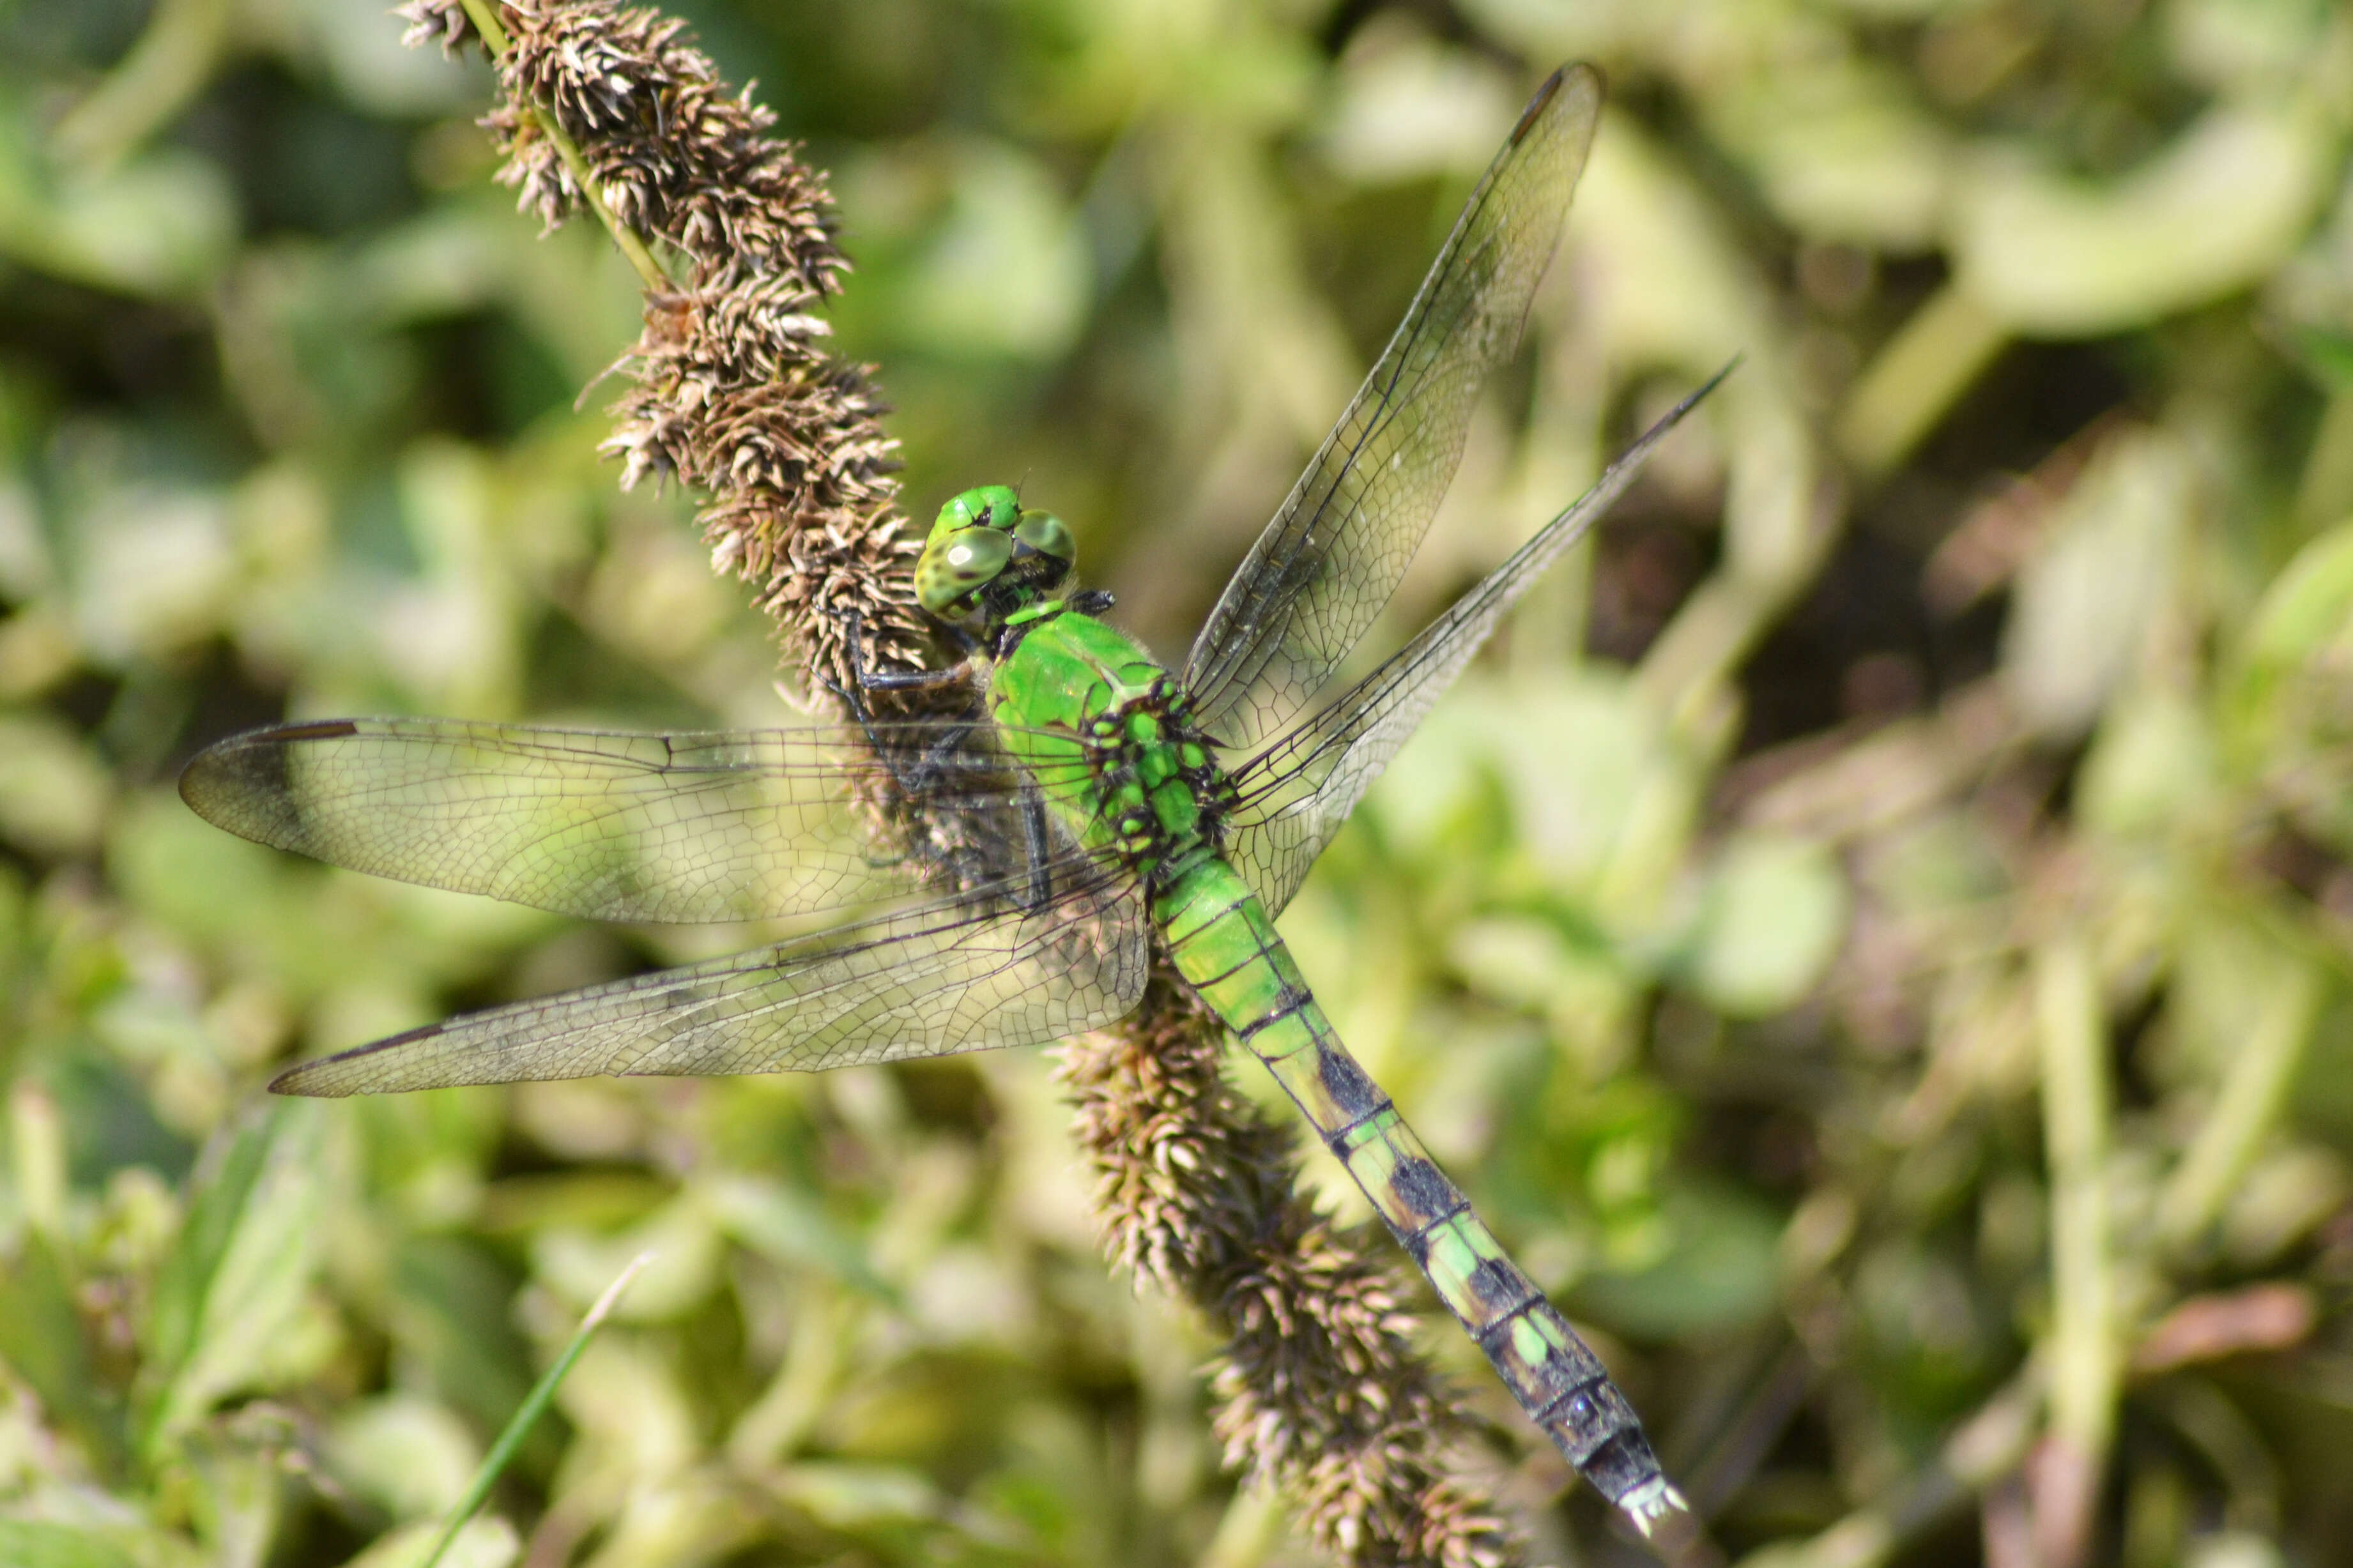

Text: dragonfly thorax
xmin=1078 ymin=678 xmax=1234 ymax=885
xmin=984 ymin=607 xmax=1238 ymax=889
xmin=916 ymin=484 xmax=1076 ymax=622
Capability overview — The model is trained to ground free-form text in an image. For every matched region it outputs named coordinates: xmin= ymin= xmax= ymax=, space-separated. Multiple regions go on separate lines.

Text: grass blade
xmin=417 ymin=1251 xmax=655 ymax=1568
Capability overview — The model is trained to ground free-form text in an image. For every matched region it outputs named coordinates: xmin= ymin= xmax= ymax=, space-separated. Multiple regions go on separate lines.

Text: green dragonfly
xmin=183 ymin=64 xmax=1724 ymax=1533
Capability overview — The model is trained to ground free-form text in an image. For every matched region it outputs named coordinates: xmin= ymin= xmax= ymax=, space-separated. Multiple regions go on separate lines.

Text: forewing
xmin=1223 ymin=369 xmax=1729 ymax=913
xmin=1180 ymin=65 xmax=1602 ymax=752
xmin=270 ymin=875 xmax=1151 ymax=1095
xmin=181 ymin=716 xmax=1098 ymax=924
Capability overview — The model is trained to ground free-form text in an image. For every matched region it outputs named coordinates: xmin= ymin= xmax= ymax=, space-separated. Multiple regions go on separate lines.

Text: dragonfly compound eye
xmin=1012 ymin=510 xmax=1073 ymax=564
xmin=932 ymin=483 xmax=1022 ymax=537
xmin=916 ymin=525 xmax=1015 ymax=613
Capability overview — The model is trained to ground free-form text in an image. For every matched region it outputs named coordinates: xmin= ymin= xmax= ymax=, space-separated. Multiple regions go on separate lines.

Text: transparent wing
xmin=1223 ymin=369 xmax=1731 ymax=914
xmin=180 ymin=716 xmax=1109 ymax=925
xmin=1180 ymin=65 xmax=1602 ymax=753
xmin=270 ymin=874 xmax=1151 ymax=1095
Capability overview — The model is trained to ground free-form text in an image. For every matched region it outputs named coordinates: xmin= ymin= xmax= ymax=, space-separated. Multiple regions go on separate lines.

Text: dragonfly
xmin=182 ymin=64 xmax=1725 ymax=1534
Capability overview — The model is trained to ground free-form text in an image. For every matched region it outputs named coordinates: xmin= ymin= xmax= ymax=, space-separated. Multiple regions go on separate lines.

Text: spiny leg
xmin=829 ymin=607 xmax=987 ymax=796
xmin=1017 ymin=787 xmax=1054 ymax=911
xmin=834 ymin=605 xmax=978 ymax=704
xmin=832 ymin=607 xmax=1061 ymax=912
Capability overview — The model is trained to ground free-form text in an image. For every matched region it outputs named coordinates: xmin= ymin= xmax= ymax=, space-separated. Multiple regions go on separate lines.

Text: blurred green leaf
xmin=142 ymin=1102 xmax=333 ymax=1456
xmin=2285 ymin=327 xmax=2353 ymax=395
xmin=1678 ymin=833 xmax=1849 ymax=1018
xmin=382 ymin=1237 xmax=546 ymax=1472
xmin=770 ymin=1462 xmax=945 ymax=1528
xmin=326 ymin=1396 xmax=482 ymax=1523
xmin=417 ymin=1252 xmax=645 ymax=1568
xmin=2237 ymin=515 xmax=2353 ymax=689
xmin=142 ymin=1113 xmax=273 ymax=1391
xmin=2003 ymin=427 xmax=2192 ymax=736
xmin=1319 ymin=35 xmax=1517 ymax=183
xmin=876 ymin=139 xmax=1091 ymax=361
xmin=0 ymin=1521 xmax=141 ymax=1568
xmin=1955 ymin=105 xmax=2334 ymax=337
xmin=2080 ymin=689 xmax=2217 ymax=838
xmin=1570 ymin=1180 xmax=1781 ymax=1339
xmin=0 ymin=135 xmax=238 ymax=297
xmin=0 ymin=1233 xmax=126 ymax=1475
xmin=530 ymin=1198 xmax=719 ymax=1323
xmin=1739 ymin=60 xmax=1950 ymax=248
xmin=0 ymin=714 xmax=112 ymax=857
xmin=2166 ymin=0 xmax=2340 ymax=92
xmin=705 ymin=1172 xmax=900 ymax=1304
xmin=335 ymin=1518 xmax=517 ymax=1568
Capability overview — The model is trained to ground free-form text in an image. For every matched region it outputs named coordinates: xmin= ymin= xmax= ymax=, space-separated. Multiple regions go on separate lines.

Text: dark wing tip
xmin=1679 ymin=354 xmax=1744 ymax=415
xmin=180 ymin=719 xmax=367 ymax=842
xmin=1512 ymin=63 xmax=1603 ymax=146
xmin=175 ymin=750 xmax=213 ymax=814
xmin=180 ymin=729 xmax=295 ymax=835
xmin=268 ymin=1017 xmax=445 ymax=1097
xmin=266 ymin=1057 xmax=342 ymax=1096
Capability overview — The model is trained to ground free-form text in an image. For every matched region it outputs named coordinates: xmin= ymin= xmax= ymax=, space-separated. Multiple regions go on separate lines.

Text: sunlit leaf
xmin=142 ymin=1104 xmax=335 ymax=1456
xmin=1954 ymin=105 xmax=2331 ymax=335
xmin=1677 ymin=832 xmax=1848 ymax=1017
xmin=2002 ymin=427 xmax=2192 ymax=736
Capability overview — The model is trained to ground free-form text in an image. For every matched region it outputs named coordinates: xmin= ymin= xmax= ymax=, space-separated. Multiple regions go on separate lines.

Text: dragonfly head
xmin=916 ymin=484 xmax=1075 ymax=618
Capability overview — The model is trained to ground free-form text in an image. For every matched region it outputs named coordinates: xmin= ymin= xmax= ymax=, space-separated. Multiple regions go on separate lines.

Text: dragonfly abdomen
xmin=1153 ymin=855 xmax=1684 ymax=1526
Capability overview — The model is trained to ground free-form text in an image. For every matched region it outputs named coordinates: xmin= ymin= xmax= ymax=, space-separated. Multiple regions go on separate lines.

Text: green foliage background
xmin=4 ymin=1 xmax=2353 ymax=1565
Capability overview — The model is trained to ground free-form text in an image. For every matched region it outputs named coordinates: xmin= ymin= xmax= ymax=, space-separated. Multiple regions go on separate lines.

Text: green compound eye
xmin=1013 ymin=510 xmax=1072 ymax=563
xmin=929 ymin=484 xmax=1022 ymax=547
xmin=916 ymin=487 xmax=1077 ymax=615
xmin=916 ymin=526 xmax=1015 ymax=613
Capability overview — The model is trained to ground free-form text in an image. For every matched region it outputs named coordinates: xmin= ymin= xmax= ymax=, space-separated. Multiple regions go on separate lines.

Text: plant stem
xmin=2156 ymin=941 xmax=2321 ymax=1249
xmin=2035 ymin=934 xmax=2115 ymax=1463
xmin=456 ymin=0 xmax=671 ymax=293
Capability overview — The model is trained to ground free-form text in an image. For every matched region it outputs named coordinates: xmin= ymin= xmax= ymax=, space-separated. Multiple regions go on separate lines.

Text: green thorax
xmin=987 ymin=603 xmax=1229 ymax=885
xmin=917 ymin=486 xmax=1230 ymax=886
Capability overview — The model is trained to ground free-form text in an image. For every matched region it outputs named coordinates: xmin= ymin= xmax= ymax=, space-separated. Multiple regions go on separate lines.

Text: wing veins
xmin=1219 ymin=363 xmax=1734 ymax=913
xmin=182 ymin=716 xmax=1115 ymax=925
xmin=272 ymin=864 xmax=1148 ymax=1095
xmin=1181 ymin=66 xmax=1602 ymax=751
xmin=1188 ymin=212 xmax=1508 ymax=711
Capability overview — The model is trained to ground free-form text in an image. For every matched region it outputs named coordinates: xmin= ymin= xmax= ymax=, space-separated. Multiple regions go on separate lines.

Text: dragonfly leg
xmin=819 ymin=607 xmax=997 ymax=795
xmin=837 ymin=607 xmax=977 ymax=701
xmin=835 ymin=696 xmax=981 ymax=807
xmin=1017 ymin=786 xmax=1054 ymax=911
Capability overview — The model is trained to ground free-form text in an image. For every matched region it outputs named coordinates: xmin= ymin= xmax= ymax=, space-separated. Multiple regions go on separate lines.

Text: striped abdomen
xmin=1152 ymin=852 xmax=1681 ymax=1522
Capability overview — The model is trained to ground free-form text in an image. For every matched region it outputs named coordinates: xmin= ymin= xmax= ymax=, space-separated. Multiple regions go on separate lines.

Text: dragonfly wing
xmin=1223 ymin=370 xmax=1729 ymax=914
xmin=1179 ymin=65 xmax=1602 ymax=754
xmin=270 ymin=876 xmax=1152 ymax=1095
xmin=181 ymin=716 xmax=1099 ymax=924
